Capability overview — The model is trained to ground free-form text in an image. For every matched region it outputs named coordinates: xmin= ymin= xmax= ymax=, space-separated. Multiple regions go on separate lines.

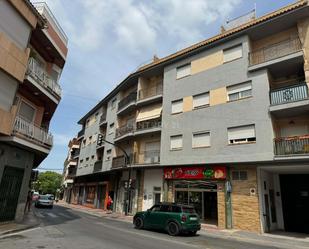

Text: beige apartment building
xmin=0 ymin=0 xmax=68 ymax=222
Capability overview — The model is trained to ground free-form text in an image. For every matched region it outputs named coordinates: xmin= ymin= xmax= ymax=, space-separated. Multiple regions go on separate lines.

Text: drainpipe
xmin=225 ymin=168 xmax=233 ymax=229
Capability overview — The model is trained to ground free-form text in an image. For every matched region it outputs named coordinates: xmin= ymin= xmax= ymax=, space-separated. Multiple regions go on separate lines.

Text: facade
xmin=0 ymin=1 xmax=68 ymax=222
xmin=68 ymin=0 xmax=309 ymax=234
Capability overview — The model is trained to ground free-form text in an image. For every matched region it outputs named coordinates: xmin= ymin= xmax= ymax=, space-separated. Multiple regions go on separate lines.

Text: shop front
xmin=164 ymin=166 xmax=227 ymax=226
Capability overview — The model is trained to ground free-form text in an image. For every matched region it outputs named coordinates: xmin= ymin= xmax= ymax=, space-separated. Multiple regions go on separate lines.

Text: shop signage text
xmin=164 ymin=167 xmax=226 ymax=180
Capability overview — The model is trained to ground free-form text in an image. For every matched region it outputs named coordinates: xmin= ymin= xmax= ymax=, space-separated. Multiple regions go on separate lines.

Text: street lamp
xmin=100 ymin=137 xmax=132 ymax=215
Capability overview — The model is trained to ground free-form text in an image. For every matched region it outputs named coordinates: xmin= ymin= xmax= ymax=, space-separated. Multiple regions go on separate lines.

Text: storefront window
xmin=85 ymin=186 xmax=96 ymax=204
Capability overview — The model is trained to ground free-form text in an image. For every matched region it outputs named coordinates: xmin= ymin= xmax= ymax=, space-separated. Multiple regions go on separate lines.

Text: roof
xmin=78 ymin=0 xmax=308 ymax=125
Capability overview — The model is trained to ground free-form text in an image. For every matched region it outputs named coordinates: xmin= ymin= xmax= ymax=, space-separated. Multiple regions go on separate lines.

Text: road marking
xmin=94 ymin=222 xmax=197 ymax=248
xmin=35 ymin=212 xmax=44 ymax=218
xmin=46 ymin=213 xmax=57 ymax=218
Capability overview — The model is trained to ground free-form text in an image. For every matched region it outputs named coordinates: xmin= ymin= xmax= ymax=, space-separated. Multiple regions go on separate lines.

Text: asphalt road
xmin=0 ymin=205 xmax=283 ymax=249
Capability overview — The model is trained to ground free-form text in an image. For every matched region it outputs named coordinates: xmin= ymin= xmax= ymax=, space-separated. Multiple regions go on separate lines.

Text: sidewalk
xmin=0 ymin=209 xmax=40 ymax=237
xmin=59 ymin=201 xmax=309 ymax=249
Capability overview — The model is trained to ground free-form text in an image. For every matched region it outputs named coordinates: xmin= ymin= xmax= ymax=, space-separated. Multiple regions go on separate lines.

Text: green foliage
xmin=33 ymin=171 xmax=62 ymax=195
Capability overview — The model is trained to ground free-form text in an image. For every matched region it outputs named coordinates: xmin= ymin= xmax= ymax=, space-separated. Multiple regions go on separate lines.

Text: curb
xmin=0 ymin=223 xmax=39 ymax=237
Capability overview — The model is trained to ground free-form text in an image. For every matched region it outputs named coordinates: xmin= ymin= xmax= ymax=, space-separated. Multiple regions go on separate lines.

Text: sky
xmin=33 ymin=0 xmax=295 ymax=172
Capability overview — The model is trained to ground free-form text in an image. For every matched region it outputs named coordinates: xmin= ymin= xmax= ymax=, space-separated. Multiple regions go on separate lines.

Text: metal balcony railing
xmin=13 ymin=116 xmax=53 ymax=147
xmin=274 ymin=135 xmax=309 ymax=156
xmin=27 ymin=57 xmax=62 ymax=97
xmin=112 ymin=155 xmax=126 ymax=169
xmin=93 ymin=160 xmax=102 ymax=172
xmin=138 ymin=84 xmax=163 ymax=100
xmin=270 ymin=83 xmax=308 ymax=105
xmin=134 ymin=150 xmax=160 ymax=164
xmin=118 ymin=92 xmax=137 ymax=111
xmin=249 ymin=37 xmax=302 ymax=66
xmin=115 ymin=123 xmax=135 ymax=138
xmin=136 ymin=119 xmax=161 ymax=131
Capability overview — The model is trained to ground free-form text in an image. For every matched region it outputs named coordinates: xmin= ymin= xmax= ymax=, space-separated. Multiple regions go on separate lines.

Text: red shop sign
xmin=164 ymin=166 xmax=226 ymax=180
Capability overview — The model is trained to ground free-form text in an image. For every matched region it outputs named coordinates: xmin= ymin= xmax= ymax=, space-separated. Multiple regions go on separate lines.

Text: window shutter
xmin=193 ymin=92 xmax=209 ymax=108
xmin=227 ymin=82 xmax=252 ymax=94
xmin=192 ymin=132 xmax=210 ymax=147
xmin=223 ymin=45 xmax=243 ymax=62
xmin=228 ymin=125 xmax=255 ymax=140
xmin=19 ymin=101 xmax=35 ymax=122
xmin=170 ymin=135 xmax=183 ymax=149
xmin=171 ymin=100 xmax=183 ymax=114
xmin=176 ymin=64 xmax=191 ymax=79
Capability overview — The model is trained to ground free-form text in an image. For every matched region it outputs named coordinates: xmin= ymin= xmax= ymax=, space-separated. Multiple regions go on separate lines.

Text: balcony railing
xmin=134 ymin=150 xmax=160 ymax=164
xmin=249 ymin=37 xmax=302 ymax=66
xmin=13 ymin=116 xmax=53 ymax=147
xmin=118 ymin=92 xmax=137 ymax=111
xmin=77 ymin=129 xmax=85 ymax=138
xmin=93 ymin=160 xmax=102 ymax=172
xmin=115 ymin=123 xmax=135 ymax=138
xmin=27 ymin=57 xmax=62 ymax=97
xmin=274 ymin=135 xmax=309 ymax=156
xmin=270 ymin=83 xmax=308 ymax=105
xmin=71 ymin=149 xmax=80 ymax=158
xmin=138 ymin=84 xmax=163 ymax=100
xmin=112 ymin=155 xmax=126 ymax=169
xmin=68 ymin=167 xmax=77 ymax=177
xmin=136 ymin=119 xmax=161 ymax=131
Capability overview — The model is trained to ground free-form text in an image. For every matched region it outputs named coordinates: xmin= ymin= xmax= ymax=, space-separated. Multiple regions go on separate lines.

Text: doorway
xmin=280 ymin=174 xmax=309 ymax=233
xmin=97 ymin=185 xmax=107 ymax=209
xmin=204 ymin=192 xmax=218 ymax=224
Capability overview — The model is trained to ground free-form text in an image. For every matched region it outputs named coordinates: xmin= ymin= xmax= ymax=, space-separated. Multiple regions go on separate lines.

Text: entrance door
xmin=0 ymin=166 xmax=24 ymax=222
xmin=78 ymin=186 xmax=84 ymax=204
xmin=280 ymin=174 xmax=309 ymax=233
xmin=203 ymin=192 xmax=218 ymax=224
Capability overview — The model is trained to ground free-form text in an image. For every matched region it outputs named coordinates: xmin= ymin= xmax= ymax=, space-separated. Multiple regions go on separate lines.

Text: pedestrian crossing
xmin=35 ymin=210 xmax=75 ymax=220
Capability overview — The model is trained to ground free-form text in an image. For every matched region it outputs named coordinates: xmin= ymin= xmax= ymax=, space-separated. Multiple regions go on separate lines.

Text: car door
xmin=144 ymin=205 xmax=161 ymax=228
xmin=157 ymin=204 xmax=171 ymax=229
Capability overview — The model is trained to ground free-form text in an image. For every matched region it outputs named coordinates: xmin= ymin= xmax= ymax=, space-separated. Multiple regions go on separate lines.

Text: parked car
xmin=35 ymin=195 xmax=54 ymax=208
xmin=133 ymin=203 xmax=201 ymax=236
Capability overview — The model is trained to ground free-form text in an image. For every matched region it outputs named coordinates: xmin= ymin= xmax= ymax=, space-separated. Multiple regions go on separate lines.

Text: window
xmin=109 ymin=123 xmax=114 ymax=134
xmin=106 ymin=149 xmax=112 ymax=161
xmin=91 ymin=155 xmax=95 ymax=159
xmin=160 ymin=205 xmax=170 ymax=212
xmin=19 ymin=101 xmax=36 ymax=122
xmin=232 ymin=171 xmax=248 ymax=180
xmin=150 ymin=205 xmax=161 ymax=212
xmin=192 ymin=132 xmax=210 ymax=148
xmin=176 ymin=64 xmax=191 ymax=79
xmin=170 ymin=135 xmax=183 ymax=150
xmin=86 ymin=119 xmax=90 ymax=127
xmin=82 ymin=139 xmax=86 ymax=147
xmin=171 ymin=99 xmax=183 ymax=114
xmin=228 ymin=124 xmax=256 ymax=144
xmin=172 ymin=206 xmax=182 ymax=213
xmin=227 ymin=82 xmax=252 ymax=101
xmin=86 ymin=157 xmax=89 ymax=161
xmin=193 ymin=92 xmax=209 ymax=109
xmin=111 ymin=98 xmax=117 ymax=109
xmin=88 ymin=136 xmax=92 ymax=145
xmin=95 ymin=112 xmax=99 ymax=121
xmin=80 ymin=159 xmax=83 ymax=164
xmin=223 ymin=45 xmax=243 ymax=62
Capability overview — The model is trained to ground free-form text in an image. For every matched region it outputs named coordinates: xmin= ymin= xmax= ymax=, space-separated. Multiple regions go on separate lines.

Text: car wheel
xmin=134 ymin=217 xmax=144 ymax=229
xmin=167 ymin=221 xmax=179 ymax=236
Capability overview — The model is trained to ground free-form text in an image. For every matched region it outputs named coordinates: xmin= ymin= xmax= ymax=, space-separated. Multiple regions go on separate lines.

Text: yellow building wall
xmin=209 ymin=87 xmax=227 ymax=106
xmin=191 ymin=50 xmax=223 ymax=75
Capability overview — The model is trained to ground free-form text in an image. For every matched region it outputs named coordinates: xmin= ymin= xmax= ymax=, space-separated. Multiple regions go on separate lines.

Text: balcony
xmin=71 ymin=149 xmax=80 ymax=159
xmin=133 ymin=150 xmax=160 ymax=165
xmin=249 ymin=37 xmax=302 ymax=69
xmin=26 ymin=57 xmax=62 ymax=99
xmin=117 ymin=92 xmax=137 ymax=115
xmin=270 ymin=84 xmax=308 ymax=105
xmin=137 ymin=85 xmax=163 ymax=106
xmin=67 ymin=167 xmax=77 ymax=178
xmin=112 ymin=155 xmax=127 ymax=169
xmin=274 ymin=135 xmax=309 ymax=156
xmin=135 ymin=119 xmax=162 ymax=136
xmin=93 ymin=160 xmax=103 ymax=172
xmin=13 ymin=116 xmax=53 ymax=148
xmin=115 ymin=123 xmax=135 ymax=140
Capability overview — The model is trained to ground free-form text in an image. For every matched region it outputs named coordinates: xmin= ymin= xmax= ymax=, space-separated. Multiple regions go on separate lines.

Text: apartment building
xmin=69 ymin=1 xmax=309 ymax=234
xmin=0 ymin=0 xmax=68 ymax=222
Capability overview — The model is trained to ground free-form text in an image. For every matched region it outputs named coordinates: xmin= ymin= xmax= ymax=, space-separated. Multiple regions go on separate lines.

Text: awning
xmin=136 ymin=104 xmax=162 ymax=122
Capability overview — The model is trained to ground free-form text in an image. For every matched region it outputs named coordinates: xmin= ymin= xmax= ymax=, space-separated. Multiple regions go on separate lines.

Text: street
xmin=0 ymin=205 xmax=283 ymax=249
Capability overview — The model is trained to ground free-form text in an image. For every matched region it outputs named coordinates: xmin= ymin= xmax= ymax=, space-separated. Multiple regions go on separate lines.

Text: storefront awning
xmin=136 ymin=104 xmax=162 ymax=122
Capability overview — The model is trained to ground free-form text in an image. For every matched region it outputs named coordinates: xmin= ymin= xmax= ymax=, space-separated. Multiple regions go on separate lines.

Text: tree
xmin=33 ymin=171 xmax=62 ymax=195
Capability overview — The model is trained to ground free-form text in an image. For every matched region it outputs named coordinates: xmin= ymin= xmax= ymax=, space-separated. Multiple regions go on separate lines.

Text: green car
xmin=133 ymin=203 xmax=201 ymax=236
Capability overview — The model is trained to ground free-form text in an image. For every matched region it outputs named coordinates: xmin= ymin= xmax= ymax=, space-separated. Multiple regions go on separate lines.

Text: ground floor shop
xmin=258 ymin=164 xmax=309 ymax=234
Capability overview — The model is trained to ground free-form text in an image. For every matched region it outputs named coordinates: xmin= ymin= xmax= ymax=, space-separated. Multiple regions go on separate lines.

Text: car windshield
xmin=39 ymin=195 xmax=49 ymax=200
xmin=182 ymin=207 xmax=196 ymax=214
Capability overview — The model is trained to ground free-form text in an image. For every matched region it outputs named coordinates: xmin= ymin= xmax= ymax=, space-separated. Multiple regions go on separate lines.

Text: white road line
xmin=46 ymin=213 xmax=57 ymax=218
xmin=35 ymin=212 xmax=44 ymax=218
xmin=0 ymin=227 xmax=41 ymax=239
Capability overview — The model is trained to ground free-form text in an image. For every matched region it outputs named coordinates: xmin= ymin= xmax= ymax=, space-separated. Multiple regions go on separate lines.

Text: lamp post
xmin=100 ymin=137 xmax=132 ymax=215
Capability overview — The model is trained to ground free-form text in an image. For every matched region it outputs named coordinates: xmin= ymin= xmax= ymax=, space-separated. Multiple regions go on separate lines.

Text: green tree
xmin=33 ymin=171 xmax=62 ymax=195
